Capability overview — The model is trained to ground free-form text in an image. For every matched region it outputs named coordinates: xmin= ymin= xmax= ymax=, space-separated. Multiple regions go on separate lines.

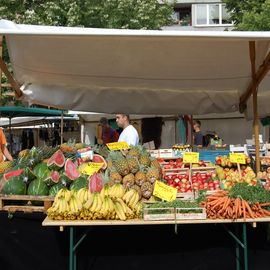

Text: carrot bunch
xmin=201 ymin=190 xmax=270 ymax=220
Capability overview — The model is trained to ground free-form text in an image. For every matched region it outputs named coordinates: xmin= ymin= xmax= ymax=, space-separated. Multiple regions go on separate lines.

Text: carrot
xmin=235 ymin=198 xmax=240 ymax=218
xmin=261 ymin=209 xmax=270 ymax=216
xmin=242 ymin=200 xmax=246 ymax=221
xmin=259 ymin=202 xmax=270 ymax=207
xmin=221 ymin=196 xmax=231 ymax=211
xmin=212 ymin=197 xmax=227 ymax=210
xmin=243 ymin=200 xmax=256 ymax=219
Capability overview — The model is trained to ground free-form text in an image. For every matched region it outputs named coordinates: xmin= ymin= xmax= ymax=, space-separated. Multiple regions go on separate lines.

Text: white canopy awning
xmin=1 ymin=20 xmax=270 ymax=117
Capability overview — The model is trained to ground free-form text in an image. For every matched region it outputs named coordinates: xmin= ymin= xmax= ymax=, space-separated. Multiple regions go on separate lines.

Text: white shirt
xmin=118 ymin=125 xmax=139 ymax=146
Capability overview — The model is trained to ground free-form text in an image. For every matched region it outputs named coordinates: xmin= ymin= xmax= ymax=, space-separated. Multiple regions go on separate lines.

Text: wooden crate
xmin=177 ymin=192 xmax=195 ymax=201
xmin=0 ymin=195 xmax=54 ymax=213
xmin=143 ymin=207 xmax=175 ymax=221
xmin=176 ymin=207 xmax=206 ymax=220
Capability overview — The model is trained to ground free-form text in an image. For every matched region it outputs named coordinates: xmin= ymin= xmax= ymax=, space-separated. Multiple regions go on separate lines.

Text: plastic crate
xmin=197 ymin=150 xmax=230 ymax=163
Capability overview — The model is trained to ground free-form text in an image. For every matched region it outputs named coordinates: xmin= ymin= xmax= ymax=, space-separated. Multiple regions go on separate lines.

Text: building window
xmin=195 ymin=3 xmax=232 ymax=26
xmin=174 ymin=6 xmax=192 ymax=26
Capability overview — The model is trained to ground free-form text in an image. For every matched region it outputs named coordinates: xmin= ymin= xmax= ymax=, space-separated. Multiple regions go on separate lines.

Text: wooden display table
xmin=42 ymin=217 xmax=270 ymax=270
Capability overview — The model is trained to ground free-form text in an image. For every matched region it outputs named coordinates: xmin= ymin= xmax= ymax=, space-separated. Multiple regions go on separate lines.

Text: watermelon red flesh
xmin=92 ymin=154 xmax=107 ymax=170
xmin=64 ymin=159 xmax=80 ymax=180
xmin=3 ymin=169 xmax=24 ymax=181
xmin=47 ymin=150 xmax=65 ymax=170
xmin=89 ymin=173 xmax=103 ymax=193
xmin=44 ymin=171 xmax=60 ymax=186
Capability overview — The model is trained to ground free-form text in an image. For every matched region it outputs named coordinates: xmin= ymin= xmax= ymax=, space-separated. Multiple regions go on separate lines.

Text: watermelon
xmin=92 ymin=154 xmax=107 ymax=170
xmin=33 ymin=163 xmax=50 ymax=179
xmin=27 ymin=179 xmax=49 ymax=196
xmin=23 ymin=167 xmax=36 ymax=182
xmin=44 ymin=171 xmax=60 ymax=186
xmin=47 ymin=150 xmax=65 ymax=170
xmin=2 ymin=176 xmax=27 ymax=195
xmin=27 ymin=179 xmax=49 ymax=205
xmin=49 ymin=182 xmax=65 ymax=196
xmin=89 ymin=173 xmax=103 ymax=193
xmin=3 ymin=169 xmax=24 ymax=181
xmin=70 ymin=176 xmax=89 ymax=191
xmin=64 ymin=159 xmax=80 ymax=180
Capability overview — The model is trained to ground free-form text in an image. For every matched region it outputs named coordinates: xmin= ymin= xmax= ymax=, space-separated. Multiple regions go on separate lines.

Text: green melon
xmin=2 ymin=176 xmax=27 ymax=195
xmin=49 ymin=182 xmax=65 ymax=196
xmin=70 ymin=176 xmax=89 ymax=191
xmin=27 ymin=179 xmax=49 ymax=206
xmin=33 ymin=163 xmax=50 ymax=179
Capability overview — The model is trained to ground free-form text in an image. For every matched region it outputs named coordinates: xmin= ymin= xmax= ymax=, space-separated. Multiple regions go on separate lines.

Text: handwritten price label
xmin=80 ymin=162 xmax=104 ymax=176
xmin=183 ymin=152 xmax=199 ymax=164
xmin=106 ymin=142 xmax=129 ymax=151
xmin=230 ymin=153 xmax=246 ymax=164
xmin=153 ymin=180 xmax=177 ymax=202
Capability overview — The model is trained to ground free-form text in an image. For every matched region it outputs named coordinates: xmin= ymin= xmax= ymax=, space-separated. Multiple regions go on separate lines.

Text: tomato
xmin=180 ymin=188 xmax=186 ymax=193
xmin=181 ymin=178 xmax=188 ymax=183
xmin=199 ymin=184 xmax=204 ymax=190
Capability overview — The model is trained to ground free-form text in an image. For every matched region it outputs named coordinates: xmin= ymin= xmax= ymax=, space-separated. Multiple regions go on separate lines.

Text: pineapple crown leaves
xmin=101 ymin=170 xmax=110 ymax=183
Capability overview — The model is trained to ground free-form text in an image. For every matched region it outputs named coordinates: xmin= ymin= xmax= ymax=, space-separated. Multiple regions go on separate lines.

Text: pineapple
xmin=109 ymin=170 xmax=123 ymax=183
xmin=146 ymin=167 xmax=160 ymax=184
xmin=0 ymin=161 xmax=14 ymax=174
xmin=150 ymin=158 xmax=161 ymax=173
xmin=110 ymin=152 xmax=130 ymax=176
xmin=135 ymin=170 xmax=147 ymax=186
xmin=127 ymin=146 xmax=140 ymax=159
xmin=141 ymin=182 xmax=153 ymax=199
xmin=18 ymin=149 xmax=30 ymax=158
xmin=139 ymin=148 xmax=151 ymax=167
xmin=122 ymin=173 xmax=135 ymax=188
xmin=126 ymin=156 xmax=139 ymax=174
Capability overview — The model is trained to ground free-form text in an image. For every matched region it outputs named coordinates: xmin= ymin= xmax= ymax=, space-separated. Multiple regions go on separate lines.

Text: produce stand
xmin=42 ymin=217 xmax=270 ymax=270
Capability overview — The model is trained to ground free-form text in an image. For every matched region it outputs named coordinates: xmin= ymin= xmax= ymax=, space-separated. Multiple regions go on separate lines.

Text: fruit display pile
xmin=47 ymin=186 xmax=142 ymax=221
xmin=215 ymin=155 xmax=257 ymax=190
xmin=191 ymin=171 xmax=221 ymax=191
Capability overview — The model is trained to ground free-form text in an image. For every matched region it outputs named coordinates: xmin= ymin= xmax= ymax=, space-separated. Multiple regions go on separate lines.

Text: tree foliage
xmin=0 ymin=0 xmax=174 ymax=30
xmin=224 ymin=0 xmax=270 ymax=30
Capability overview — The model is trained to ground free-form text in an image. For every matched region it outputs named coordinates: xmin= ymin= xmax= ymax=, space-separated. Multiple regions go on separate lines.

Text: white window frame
xmin=194 ymin=3 xmax=233 ymax=27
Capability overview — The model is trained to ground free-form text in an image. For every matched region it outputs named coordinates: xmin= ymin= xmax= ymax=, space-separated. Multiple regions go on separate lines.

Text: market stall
xmin=0 ymin=20 xmax=270 ymax=270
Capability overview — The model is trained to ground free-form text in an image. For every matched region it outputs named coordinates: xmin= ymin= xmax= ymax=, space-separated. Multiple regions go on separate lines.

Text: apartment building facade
xmin=163 ymin=0 xmax=234 ymax=31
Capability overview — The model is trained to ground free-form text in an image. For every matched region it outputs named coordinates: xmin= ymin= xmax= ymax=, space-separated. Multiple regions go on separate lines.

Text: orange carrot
xmin=259 ymin=202 xmax=270 ymax=207
xmin=243 ymin=200 xmax=255 ymax=219
xmin=242 ymin=200 xmax=246 ymax=221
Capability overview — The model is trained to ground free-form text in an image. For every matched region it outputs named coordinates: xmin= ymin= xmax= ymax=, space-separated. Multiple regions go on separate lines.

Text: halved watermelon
xmin=3 ymin=169 xmax=24 ymax=181
xmin=64 ymin=159 xmax=80 ymax=180
xmin=47 ymin=150 xmax=65 ymax=170
xmin=44 ymin=171 xmax=60 ymax=186
xmin=89 ymin=173 xmax=103 ymax=193
xmin=92 ymin=154 xmax=107 ymax=170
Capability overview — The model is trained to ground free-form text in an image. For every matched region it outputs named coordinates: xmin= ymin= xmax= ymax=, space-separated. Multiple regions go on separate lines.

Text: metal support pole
xmin=60 ymin=111 xmax=64 ymax=145
xmin=243 ymin=223 xmax=248 ymax=270
xmin=190 ymin=115 xmax=194 ymax=150
xmin=235 ymin=225 xmax=240 ymax=270
xmin=69 ymin=227 xmax=74 ymax=270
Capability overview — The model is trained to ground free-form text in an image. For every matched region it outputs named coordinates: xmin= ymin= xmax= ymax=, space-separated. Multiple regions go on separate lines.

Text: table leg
xmin=243 ymin=223 xmax=248 ymax=270
xmin=236 ymin=225 xmax=240 ymax=270
xmin=70 ymin=227 xmax=74 ymax=270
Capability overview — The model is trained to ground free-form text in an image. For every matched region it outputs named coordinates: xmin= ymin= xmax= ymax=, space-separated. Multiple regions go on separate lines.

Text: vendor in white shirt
xmin=116 ymin=114 xmax=139 ymax=146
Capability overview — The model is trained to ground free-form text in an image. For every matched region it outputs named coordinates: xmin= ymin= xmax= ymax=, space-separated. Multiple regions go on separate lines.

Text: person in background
xmin=193 ymin=120 xmax=203 ymax=147
xmin=116 ymin=114 xmax=139 ymax=146
xmin=97 ymin=117 xmax=119 ymax=145
xmin=0 ymin=128 xmax=13 ymax=162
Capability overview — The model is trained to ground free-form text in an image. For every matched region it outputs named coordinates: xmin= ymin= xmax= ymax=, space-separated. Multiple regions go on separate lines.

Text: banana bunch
xmin=123 ymin=188 xmax=140 ymax=210
xmin=100 ymin=184 xmax=110 ymax=201
xmin=109 ymin=183 xmax=125 ymax=198
xmin=80 ymin=193 xmax=103 ymax=220
xmin=77 ymin=188 xmax=91 ymax=205
xmin=47 ymin=189 xmax=71 ymax=220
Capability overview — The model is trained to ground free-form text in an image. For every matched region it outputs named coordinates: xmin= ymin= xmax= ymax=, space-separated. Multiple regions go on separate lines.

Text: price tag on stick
xmin=183 ymin=152 xmax=199 ymax=164
xmin=106 ymin=142 xmax=129 ymax=151
xmin=153 ymin=180 xmax=177 ymax=202
xmin=229 ymin=153 xmax=246 ymax=164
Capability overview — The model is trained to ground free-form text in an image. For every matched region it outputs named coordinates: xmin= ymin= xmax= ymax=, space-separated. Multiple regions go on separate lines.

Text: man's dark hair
xmin=99 ymin=117 xmax=108 ymax=125
xmin=194 ymin=120 xmax=201 ymax=127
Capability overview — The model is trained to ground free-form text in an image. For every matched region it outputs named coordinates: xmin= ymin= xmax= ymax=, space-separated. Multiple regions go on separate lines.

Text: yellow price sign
xmin=80 ymin=162 xmax=104 ymax=176
xmin=183 ymin=152 xmax=199 ymax=164
xmin=153 ymin=180 xmax=177 ymax=202
xmin=230 ymin=153 xmax=246 ymax=164
xmin=106 ymin=142 xmax=130 ymax=151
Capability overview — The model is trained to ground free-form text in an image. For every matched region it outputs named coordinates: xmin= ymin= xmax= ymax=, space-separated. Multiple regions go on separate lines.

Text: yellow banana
xmin=95 ymin=194 xmax=103 ymax=212
xmin=76 ymin=198 xmax=83 ymax=211
xmin=69 ymin=199 xmax=75 ymax=214
xmin=64 ymin=190 xmax=71 ymax=202
xmin=77 ymin=189 xmax=85 ymax=204
xmin=107 ymin=197 xmax=115 ymax=212
xmin=123 ymin=189 xmax=135 ymax=204
xmin=84 ymin=194 xmax=94 ymax=209
xmin=128 ymin=191 xmax=138 ymax=209
xmin=114 ymin=202 xmax=126 ymax=221
xmin=90 ymin=194 xmax=98 ymax=212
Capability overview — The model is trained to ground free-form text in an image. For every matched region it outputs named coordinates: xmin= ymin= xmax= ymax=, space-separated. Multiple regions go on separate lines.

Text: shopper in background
xmin=0 ymin=128 xmax=13 ymax=162
xmin=116 ymin=114 xmax=139 ymax=146
xmin=193 ymin=120 xmax=203 ymax=147
xmin=97 ymin=117 xmax=119 ymax=145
